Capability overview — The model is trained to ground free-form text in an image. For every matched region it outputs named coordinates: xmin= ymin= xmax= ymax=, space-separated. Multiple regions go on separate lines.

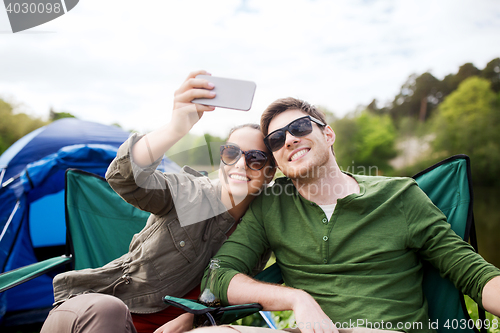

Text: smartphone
xmin=193 ymin=75 xmax=256 ymax=111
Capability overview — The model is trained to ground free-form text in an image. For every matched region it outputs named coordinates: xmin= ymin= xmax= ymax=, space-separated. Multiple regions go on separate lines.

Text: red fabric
xmin=131 ymin=285 xmax=200 ymax=333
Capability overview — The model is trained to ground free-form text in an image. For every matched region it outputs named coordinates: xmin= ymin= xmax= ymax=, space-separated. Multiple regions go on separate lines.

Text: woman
xmin=40 ymin=70 xmax=276 ymax=333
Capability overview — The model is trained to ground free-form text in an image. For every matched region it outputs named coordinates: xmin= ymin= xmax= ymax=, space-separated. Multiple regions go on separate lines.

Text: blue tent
xmin=0 ymin=118 xmax=180 ymax=325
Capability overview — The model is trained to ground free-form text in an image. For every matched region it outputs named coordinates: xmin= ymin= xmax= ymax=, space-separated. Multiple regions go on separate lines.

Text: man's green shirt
xmin=207 ymin=174 xmax=500 ymax=332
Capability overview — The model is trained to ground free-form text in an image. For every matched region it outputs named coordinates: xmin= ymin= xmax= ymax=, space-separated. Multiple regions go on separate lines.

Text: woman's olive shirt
xmin=52 ymin=134 xmax=270 ymax=314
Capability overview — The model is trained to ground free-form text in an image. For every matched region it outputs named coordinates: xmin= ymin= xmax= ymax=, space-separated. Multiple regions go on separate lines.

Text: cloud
xmin=0 ymin=0 xmax=499 ymax=136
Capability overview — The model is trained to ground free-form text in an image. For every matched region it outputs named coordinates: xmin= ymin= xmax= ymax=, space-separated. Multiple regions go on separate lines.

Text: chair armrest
xmin=164 ymin=295 xmax=262 ymax=326
xmin=0 ymin=255 xmax=72 ymax=293
xmin=163 ymin=263 xmax=283 ymax=326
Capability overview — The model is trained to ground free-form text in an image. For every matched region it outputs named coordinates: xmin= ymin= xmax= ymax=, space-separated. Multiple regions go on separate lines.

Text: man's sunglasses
xmin=220 ymin=144 xmax=269 ymax=171
xmin=264 ymin=115 xmax=326 ymax=152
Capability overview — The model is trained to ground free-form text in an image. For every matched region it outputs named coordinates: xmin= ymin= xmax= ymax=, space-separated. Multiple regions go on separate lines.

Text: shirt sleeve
xmin=403 ymin=181 xmax=500 ymax=308
xmin=105 ymin=133 xmax=193 ymax=217
xmin=201 ymin=195 xmax=271 ymax=305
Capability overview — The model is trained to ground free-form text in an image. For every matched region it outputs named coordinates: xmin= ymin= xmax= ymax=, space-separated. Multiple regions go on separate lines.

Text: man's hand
xmin=153 ymin=313 xmax=194 ymax=333
xmin=291 ymin=290 xmax=338 ymax=333
xmin=227 ymin=274 xmax=338 ymax=333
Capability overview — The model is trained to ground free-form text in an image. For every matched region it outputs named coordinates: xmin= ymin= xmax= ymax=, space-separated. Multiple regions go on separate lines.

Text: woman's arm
xmin=105 ymin=71 xmax=216 ymax=215
xmin=132 ymin=70 xmax=216 ymax=167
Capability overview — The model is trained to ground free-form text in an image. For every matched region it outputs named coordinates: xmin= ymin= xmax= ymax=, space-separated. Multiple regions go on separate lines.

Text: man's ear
xmin=324 ymin=125 xmax=335 ymax=146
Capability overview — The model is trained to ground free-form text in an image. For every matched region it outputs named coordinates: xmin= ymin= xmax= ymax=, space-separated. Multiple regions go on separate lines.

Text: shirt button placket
xmin=322 ymin=235 xmax=329 ymax=264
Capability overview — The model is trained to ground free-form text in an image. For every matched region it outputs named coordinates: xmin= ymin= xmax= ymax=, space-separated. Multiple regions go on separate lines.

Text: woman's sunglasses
xmin=220 ymin=144 xmax=269 ymax=171
xmin=264 ymin=115 xmax=326 ymax=152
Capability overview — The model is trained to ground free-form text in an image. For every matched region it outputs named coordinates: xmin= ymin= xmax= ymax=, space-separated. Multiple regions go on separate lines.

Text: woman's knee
xmin=41 ymin=294 xmax=135 ymax=333
xmin=83 ymin=294 xmax=129 ymax=317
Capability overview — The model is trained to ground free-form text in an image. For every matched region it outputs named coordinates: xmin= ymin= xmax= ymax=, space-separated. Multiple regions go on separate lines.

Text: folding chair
xmin=414 ymin=155 xmax=486 ymax=333
xmin=0 ymin=168 xmax=148 ymax=291
xmin=64 ymin=169 xmax=149 ymax=270
xmin=165 ymin=155 xmax=488 ymax=332
xmin=1 ymin=168 xmax=277 ymax=328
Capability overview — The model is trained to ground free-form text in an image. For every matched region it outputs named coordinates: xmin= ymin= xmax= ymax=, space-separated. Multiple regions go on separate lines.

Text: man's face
xmin=267 ymin=109 xmax=335 ymax=180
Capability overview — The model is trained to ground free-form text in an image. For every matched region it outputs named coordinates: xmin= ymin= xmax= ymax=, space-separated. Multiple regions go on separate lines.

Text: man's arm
xmin=202 ymin=196 xmax=338 ymax=333
xmin=404 ymin=182 xmax=500 ymax=309
xmin=227 ymin=273 xmax=338 ymax=333
xmin=482 ymin=276 xmax=500 ymax=316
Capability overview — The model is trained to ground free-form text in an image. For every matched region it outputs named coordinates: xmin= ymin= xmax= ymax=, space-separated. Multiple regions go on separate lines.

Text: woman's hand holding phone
xmin=132 ymin=70 xmax=215 ymax=167
xmin=170 ymin=70 xmax=217 ymax=138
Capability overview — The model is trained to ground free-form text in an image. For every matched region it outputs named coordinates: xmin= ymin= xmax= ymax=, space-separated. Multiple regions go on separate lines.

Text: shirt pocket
xmin=147 ymin=218 xmax=198 ymax=281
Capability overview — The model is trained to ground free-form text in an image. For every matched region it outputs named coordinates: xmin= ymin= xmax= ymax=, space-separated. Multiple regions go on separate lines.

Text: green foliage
xmin=481 ymin=58 xmax=500 ymax=93
xmin=389 ymin=72 xmax=442 ymax=123
xmin=166 ymin=133 xmax=225 ymax=171
xmin=49 ymin=108 xmax=76 ymax=121
xmin=231 ymin=312 xmax=268 ymax=327
xmin=0 ymin=98 xmax=47 ymax=155
xmin=333 ymin=111 xmax=397 ymax=174
xmin=430 ymin=76 xmax=500 ymax=185
xmin=270 ymin=310 xmax=295 ymax=329
xmin=382 ymin=61 xmax=497 ymax=127
xmin=230 ymin=309 xmax=295 ymax=329
xmin=465 ymin=295 xmax=500 ymax=333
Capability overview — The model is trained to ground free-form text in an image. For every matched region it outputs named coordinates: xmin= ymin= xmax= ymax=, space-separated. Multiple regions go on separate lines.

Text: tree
xmin=49 ymin=107 xmax=76 ymax=121
xmin=317 ymin=106 xmax=337 ymax=125
xmin=389 ymin=72 xmax=442 ymax=124
xmin=166 ymin=132 xmax=225 ymax=169
xmin=481 ymin=58 xmax=500 ymax=93
xmin=333 ymin=110 xmax=397 ymax=175
xmin=431 ymin=76 xmax=500 ymax=185
xmin=0 ymin=98 xmax=47 ymax=155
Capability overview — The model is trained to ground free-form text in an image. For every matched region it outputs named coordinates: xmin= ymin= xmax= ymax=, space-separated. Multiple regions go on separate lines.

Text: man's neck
xmin=290 ymin=160 xmax=359 ymax=205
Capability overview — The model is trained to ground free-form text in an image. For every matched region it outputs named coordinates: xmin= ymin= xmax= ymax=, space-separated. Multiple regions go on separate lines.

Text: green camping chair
xmin=414 ymin=155 xmax=486 ymax=333
xmin=64 ymin=169 xmax=149 ymax=270
xmin=0 ymin=169 xmax=271 ymax=326
xmin=0 ymin=169 xmax=149 ymax=292
xmin=164 ymin=155 xmax=488 ymax=332
xmin=0 ymin=156 xmax=490 ymax=332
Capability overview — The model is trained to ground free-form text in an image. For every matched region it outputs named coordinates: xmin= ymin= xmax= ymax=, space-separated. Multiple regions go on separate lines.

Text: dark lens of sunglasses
xmin=221 ymin=146 xmax=241 ymax=164
xmin=267 ymin=117 xmax=314 ymax=151
xmin=267 ymin=131 xmax=286 ymax=152
xmin=246 ymin=151 xmax=267 ymax=170
xmin=289 ymin=118 xmax=313 ymax=137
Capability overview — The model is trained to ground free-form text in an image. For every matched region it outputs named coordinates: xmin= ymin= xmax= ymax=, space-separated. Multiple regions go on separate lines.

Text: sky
xmin=1 ymin=0 xmax=499 ymax=137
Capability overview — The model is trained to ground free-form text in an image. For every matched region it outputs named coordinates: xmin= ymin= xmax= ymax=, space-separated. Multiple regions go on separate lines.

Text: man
xmin=190 ymin=98 xmax=500 ymax=333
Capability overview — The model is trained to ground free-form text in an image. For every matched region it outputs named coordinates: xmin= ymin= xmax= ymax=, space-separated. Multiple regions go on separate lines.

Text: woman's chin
xmin=228 ymin=188 xmax=249 ymax=200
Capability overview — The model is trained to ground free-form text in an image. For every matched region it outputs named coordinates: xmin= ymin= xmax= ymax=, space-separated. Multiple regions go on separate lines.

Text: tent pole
xmin=0 ymin=200 xmax=20 ymax=243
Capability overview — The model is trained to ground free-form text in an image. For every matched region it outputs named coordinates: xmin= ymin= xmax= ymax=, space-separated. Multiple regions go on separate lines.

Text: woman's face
xmin=219 ymin=127 xmax=275 ymax=200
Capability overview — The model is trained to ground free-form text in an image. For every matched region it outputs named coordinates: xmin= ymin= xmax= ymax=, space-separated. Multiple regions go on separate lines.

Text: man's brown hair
xmin=260 ymin=97 xmax=327 ymax=136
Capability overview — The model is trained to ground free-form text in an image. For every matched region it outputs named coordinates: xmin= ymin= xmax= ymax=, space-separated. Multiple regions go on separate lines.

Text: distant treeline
xmin=331 ymin=58 xmax=500 ymax=186
xmin=0 ymin=103 xmax=75 ymax=155
xmin=1 ymin=58 xmax=499 ymax=185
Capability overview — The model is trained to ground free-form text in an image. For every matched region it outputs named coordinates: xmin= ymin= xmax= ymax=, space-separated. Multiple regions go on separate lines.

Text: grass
xmin=465 ymin=296 xmax=500 ymax=333
xmin=233 ymin=297 xmax=500 ymax=332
